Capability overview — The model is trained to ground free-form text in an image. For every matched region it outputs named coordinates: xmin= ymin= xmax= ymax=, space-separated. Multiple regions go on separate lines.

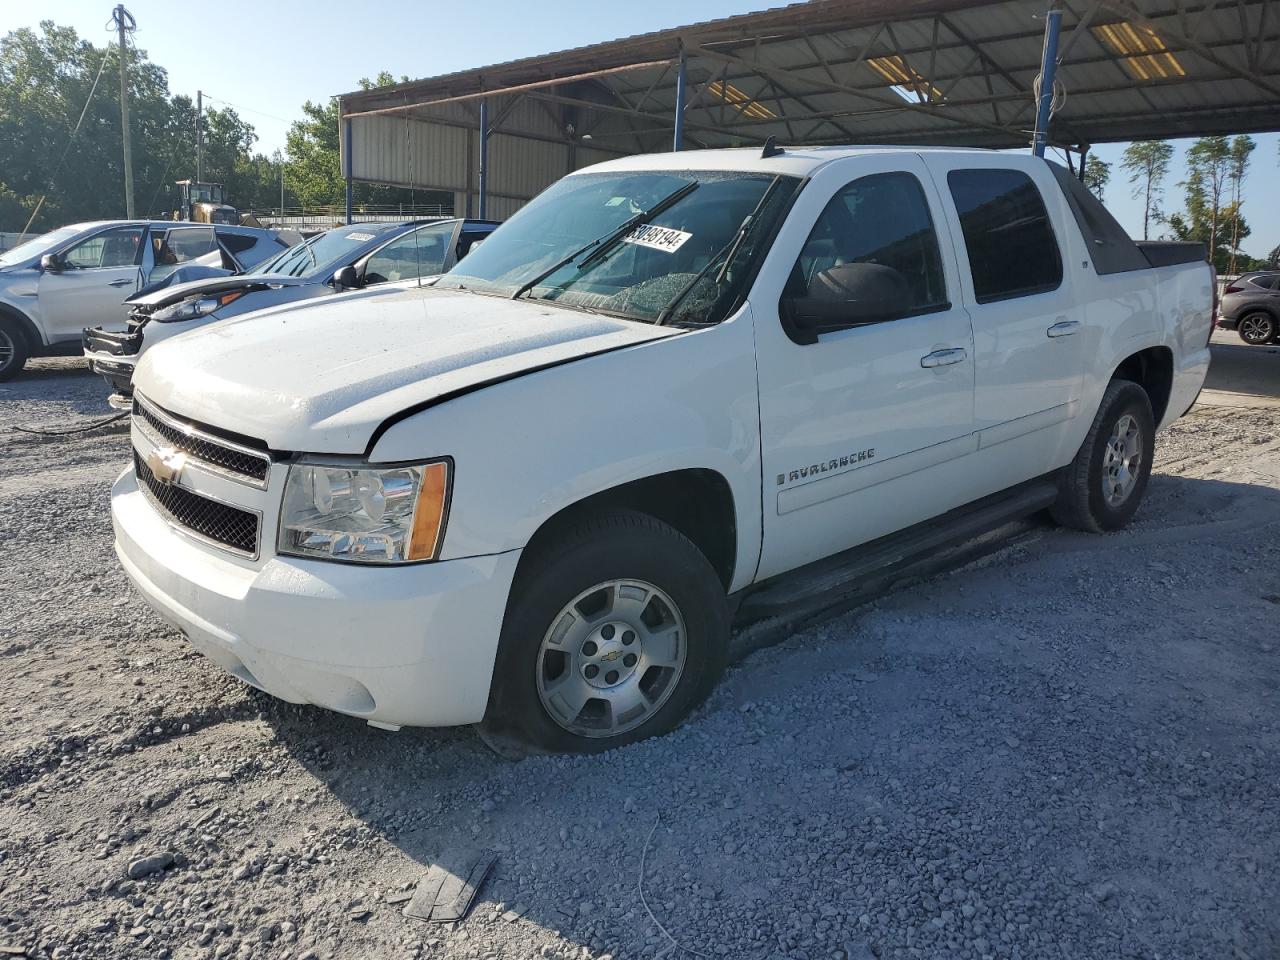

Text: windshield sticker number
xmin=622 ymin=225 xmax=692 ymax=254
xmin=345 ymin=232 xmax=375 ymax=242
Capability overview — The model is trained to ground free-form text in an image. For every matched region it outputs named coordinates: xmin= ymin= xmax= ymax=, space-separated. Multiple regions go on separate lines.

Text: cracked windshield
xmin=435 ymin=170 xmax=797 ymax=324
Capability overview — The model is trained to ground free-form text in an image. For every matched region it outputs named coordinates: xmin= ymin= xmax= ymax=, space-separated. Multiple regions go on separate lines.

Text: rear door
xmin=753 ymin=153 xmax=977 ymax=580
xmin=38 ymin=225 xmax=147 ymax=339
xmin=926 ymin=158 xmax=1085 ymax=475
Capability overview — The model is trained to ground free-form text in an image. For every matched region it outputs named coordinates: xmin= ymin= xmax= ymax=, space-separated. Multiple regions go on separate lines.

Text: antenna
xmin=761 ymin=136 xmax=784 ymax=159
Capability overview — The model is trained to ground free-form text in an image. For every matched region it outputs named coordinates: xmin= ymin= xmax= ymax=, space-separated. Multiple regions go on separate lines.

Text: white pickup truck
xmin=111 ymin=146 xmax=1212 ymax=752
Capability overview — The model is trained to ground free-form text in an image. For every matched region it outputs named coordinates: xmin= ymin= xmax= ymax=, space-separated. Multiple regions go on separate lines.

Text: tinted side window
xmin=787 ymin=171 xmax=948 ymax=313
xmin=219 ymin=232 xmax=259 ymax=256
xmin=62 ymin=226 xmax=145 ymax=269
xmin=947 ymin=169 xmax=1063 ymax=303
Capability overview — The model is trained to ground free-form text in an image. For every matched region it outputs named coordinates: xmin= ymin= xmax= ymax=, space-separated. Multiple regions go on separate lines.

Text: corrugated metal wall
xmin=346 ymin=92 xmax=640 ymax=219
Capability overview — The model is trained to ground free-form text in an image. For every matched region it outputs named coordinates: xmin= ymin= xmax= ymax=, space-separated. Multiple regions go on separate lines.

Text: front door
xmin=38 ymin=225 xmax=146 ymax=340
xmin=752 ymin=155 xmax=977 ymax=580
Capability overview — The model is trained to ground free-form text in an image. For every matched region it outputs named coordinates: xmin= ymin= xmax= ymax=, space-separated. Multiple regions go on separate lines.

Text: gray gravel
xmin=2 ymin=361 xmax=1278 ymax=960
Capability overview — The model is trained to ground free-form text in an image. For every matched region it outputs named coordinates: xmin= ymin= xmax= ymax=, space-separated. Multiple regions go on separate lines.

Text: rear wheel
xmin=0 ymin=318 xmax=29 ymax=382
xmin=1238 ymin=311 xmax=1276 ymax=345
xmin=482 ymin=510 xmax=729 ymax=753
xmin=1051 ymin=379 xmax=1155 ymax=533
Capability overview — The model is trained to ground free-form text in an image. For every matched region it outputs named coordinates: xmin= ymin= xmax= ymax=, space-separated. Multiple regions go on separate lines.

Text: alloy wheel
xmin=1101 ymin=413 xmax=1143 ymax=506
xmin=1239 ymin=313 xmax=1273 ymax=344
xmin=536 ymin=578 xmax=687 ymax=738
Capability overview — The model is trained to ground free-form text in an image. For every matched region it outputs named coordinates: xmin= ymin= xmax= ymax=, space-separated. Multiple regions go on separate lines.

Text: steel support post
xmin=673 ymin=48 xmax=687 ymax=151
xmin=1031 ymin=3 xmax=1063 ymax=158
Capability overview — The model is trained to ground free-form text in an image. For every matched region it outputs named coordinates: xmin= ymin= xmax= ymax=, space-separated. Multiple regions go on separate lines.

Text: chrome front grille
xmin=134 ymin=450 xmax=260 ymax=557
xmin=133 ymin=395 xmax=270 ymax=486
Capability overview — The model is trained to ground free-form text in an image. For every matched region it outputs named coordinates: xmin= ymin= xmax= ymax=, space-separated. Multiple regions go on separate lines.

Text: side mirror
xmin=781 ymin=262 xmax=912 ymax=345
xmin=331 ymin=264 xmax=359 ymax=290
xmin=40 ymin=253 xmax=62 ymax=273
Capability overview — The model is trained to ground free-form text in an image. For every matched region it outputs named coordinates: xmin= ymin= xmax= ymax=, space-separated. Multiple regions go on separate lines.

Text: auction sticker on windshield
xmin=622 ymin=224 xmax=692 ymax=253
xmin=345 ymin=232 xmax=375 ymax=242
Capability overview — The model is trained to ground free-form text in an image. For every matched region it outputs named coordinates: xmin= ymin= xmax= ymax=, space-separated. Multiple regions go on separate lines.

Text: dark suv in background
xmin=1218 ymin=271 xmax=1280 ymax=344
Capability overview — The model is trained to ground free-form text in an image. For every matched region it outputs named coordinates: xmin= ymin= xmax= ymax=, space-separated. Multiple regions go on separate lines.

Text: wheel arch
xmin=517 ymin=468 xmax=739 ymax=592
xmin=0 ymin=303 xmax=43 ymax=351
xmin=1112 ymin=345 xmax=1174 ymax=426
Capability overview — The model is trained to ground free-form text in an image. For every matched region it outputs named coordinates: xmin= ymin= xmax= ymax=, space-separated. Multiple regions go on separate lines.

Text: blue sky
xmin=5 ymin=0 xmax=1277 ymax=257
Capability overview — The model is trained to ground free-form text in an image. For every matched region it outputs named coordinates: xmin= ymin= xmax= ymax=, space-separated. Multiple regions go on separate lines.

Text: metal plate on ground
xmin=403 ymin=849 xmax=496 ymax=923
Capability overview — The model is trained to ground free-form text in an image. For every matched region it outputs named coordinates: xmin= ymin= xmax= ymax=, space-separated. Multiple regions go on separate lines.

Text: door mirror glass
xmin=40 ymin=252 xmax=62 ymax=273
xmin=331 ymin=264 xmax=359 ymax=289
xmin=781 ymin=263 xmax=912 ymax=339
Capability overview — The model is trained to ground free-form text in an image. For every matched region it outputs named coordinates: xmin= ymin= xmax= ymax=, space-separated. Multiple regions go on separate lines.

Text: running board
xmin=735 ymin=477 xmax=1059 ymax=624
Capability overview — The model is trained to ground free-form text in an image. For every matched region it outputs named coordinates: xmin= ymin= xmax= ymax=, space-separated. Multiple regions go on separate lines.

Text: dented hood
xmin=132 ymin=285 xmax=676 ymax=453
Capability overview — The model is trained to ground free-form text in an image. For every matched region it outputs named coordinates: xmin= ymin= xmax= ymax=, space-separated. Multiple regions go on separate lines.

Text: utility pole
xmin=196 ymin=89 xmax=204 ymax=183
xmin=112 ymin=5 xmax=136 ymax=217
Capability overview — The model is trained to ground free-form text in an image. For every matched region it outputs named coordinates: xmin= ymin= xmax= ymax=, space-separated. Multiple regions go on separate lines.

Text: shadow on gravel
xmin=247 ymin=471 xmax=1280 ymax=957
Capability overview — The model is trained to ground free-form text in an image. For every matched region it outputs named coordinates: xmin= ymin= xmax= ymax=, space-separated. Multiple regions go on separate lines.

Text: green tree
xmin=0 ymin=21 xmax=288 ymax=230
xmin=1120 ymin=140 xmax=1173 ymax=240
xmin=1181 ymin=136 xmax=1232 ymax=260
xmin=1082 ymin=155 xmax=1110 ymax=202
xmin=1225 ymin=135 xmax=1255 ymax=275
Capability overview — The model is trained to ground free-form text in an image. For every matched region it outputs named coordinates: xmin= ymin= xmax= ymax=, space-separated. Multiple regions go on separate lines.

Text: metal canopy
xmin=337 ymin=0 xmax=1280 ymax=217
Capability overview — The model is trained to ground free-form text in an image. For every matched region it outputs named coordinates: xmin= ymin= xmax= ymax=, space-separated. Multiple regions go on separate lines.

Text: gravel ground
xmin=2 ymin=357 xmax=1279 ymax=960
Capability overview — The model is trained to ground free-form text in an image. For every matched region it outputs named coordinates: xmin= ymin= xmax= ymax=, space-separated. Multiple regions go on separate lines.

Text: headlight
xmin=151 ymin=291 xmax=243 ymax=323
xmin=278 ymin=460 xmax=450 ymax=564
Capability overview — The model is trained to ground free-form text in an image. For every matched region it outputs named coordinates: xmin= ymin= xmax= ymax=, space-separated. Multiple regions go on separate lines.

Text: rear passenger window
xmin=787 ymin=171 xmax=948 ymax=315
xmin=947 ymin=169 xmax=1063 ymax=303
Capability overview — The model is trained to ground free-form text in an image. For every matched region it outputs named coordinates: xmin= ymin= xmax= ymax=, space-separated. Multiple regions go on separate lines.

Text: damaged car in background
xmin=0 ymin=220 xmax=286 ymax=381
xmin=82 ymin=217 xmax=498 ymax=406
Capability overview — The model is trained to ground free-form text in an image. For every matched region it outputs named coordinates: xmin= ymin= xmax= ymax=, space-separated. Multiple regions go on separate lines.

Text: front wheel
xmin=1238 ymin=311 xmax=1276 ymax=345
xmin=482 ymin=510 xmax=729 ymax=753
xmin=0 ymin=318 xmax=29 ymax=382
xmin=1051 ymin=379 xmax=1155 ymax=533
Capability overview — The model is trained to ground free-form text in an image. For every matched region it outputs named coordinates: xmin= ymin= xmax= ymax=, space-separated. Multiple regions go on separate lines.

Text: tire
xmin=0 ymin=317 xmax=30 ymax=382
xmin=482 ymin=509 xmax=729 ymax=753
xmin=1051 ymin=379 xmax=1155 ymax=534
xmin=1238 ymin=311 xmax=1276 ymax=345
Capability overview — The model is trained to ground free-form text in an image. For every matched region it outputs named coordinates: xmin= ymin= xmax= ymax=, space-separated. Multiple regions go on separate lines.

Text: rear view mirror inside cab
xmin=781 ymin=262 xmax=912 ymax=344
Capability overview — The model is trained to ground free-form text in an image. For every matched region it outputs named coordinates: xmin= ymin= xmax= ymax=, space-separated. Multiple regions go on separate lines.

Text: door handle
xmin=107 ymin=278 xmax=134 ymax=287
xmin=1047 ymin=319 xmax=1081 ymax=338
xmin=920 ymin=347 xmax=967 ymax=368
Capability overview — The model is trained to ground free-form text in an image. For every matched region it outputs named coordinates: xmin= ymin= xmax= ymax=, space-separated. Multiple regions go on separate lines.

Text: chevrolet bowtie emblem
xmin=599 ymin=649 xmax=623 ymax=663
xmin=146 ymin=446 xmax=187 ymax=486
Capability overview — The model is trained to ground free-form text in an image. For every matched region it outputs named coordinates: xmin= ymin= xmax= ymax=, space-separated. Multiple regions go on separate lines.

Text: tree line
xmin=0 ymin=21 xmax=431 ymax=234
xmin=2 ymin=19 xmax=1277 ymax=272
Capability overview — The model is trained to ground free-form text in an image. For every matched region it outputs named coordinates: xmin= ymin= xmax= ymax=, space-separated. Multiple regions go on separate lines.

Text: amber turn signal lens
xmin=407 ymin=461 xmax=450 ymax=561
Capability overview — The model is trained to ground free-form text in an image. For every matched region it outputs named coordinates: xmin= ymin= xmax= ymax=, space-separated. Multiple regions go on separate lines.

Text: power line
xmin=199 ymin=92 xmax=292 ymax=126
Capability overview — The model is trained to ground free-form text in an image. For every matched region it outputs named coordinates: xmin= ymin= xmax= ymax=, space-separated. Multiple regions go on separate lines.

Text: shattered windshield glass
xmin=435 ymin=170 xmax=797 ymax=325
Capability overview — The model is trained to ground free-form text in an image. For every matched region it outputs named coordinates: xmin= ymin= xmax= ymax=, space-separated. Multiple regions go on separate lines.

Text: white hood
xmin=133 ymin=285 xmax=677 ymax=453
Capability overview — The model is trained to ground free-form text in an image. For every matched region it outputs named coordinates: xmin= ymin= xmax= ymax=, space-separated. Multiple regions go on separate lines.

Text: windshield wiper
xmin=511 ymin=180 xmax=700 ymax=301
xmin=655 ymin=176 xmax=783 ymax=327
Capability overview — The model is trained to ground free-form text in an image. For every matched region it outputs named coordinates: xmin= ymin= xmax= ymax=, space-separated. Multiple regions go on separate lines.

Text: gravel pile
xmin=2 ymin=361 xmax=1278 ymax=960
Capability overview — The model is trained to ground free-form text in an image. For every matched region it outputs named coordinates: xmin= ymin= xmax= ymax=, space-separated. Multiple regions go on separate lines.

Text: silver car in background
xmin=0 ymin=221 xmax=287 ymax=380
xmin=82 ymin=218 xmax=498 ymax=406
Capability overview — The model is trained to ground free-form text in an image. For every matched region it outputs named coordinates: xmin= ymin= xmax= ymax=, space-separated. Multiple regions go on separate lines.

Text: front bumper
xmin=84 ymin=326 xmax=142 ymax=398
xmin=111 ymin=466 xmax=521 ymax=728
xmin=1215 ymin=315 xmax=1239 ymax=331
